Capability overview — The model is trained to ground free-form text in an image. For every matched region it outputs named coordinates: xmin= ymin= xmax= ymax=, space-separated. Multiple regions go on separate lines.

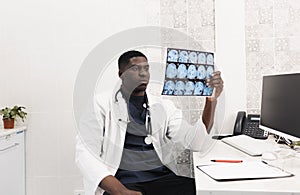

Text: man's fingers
xmin=206 ymin=79 xmax=224 ymax=87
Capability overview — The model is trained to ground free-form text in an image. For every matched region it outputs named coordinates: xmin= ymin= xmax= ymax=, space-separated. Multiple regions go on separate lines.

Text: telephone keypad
xmin=244 ymin=122 xmax=268 ymax=139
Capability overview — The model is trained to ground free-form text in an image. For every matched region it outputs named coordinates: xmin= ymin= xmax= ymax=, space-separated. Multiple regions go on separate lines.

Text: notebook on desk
xmin=221 ymin=134 xmax=275 ymax=156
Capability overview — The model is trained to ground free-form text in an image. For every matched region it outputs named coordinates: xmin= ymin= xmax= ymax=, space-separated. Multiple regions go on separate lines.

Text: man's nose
xmin=139 ymin=68 xmax=148 ymax=76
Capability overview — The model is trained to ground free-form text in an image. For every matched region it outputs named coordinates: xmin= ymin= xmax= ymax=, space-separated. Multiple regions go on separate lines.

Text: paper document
xmin=197 ymin=161 xmax=293 ymax=181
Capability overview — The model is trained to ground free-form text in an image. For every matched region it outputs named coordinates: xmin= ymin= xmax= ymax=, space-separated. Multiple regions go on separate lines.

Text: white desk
xmin=193 ymin=137 xmax=300 ymax=195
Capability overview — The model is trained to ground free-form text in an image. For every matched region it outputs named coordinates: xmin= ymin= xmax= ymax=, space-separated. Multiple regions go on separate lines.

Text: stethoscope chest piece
xmin=144 ymin=135 xmax=153 ymax=145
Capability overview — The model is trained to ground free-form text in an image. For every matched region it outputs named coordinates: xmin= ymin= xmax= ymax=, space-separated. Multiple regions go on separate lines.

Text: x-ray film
xmin=162 ymin=48 xmax=215 ymax=96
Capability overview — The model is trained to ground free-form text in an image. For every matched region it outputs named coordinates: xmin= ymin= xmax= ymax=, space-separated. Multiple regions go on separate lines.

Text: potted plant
xmin=0 ymin=106 xmax=27 ymax=129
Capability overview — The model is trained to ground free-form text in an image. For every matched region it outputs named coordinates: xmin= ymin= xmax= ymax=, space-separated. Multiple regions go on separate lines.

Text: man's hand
xmin=111 ymin=189 xmax=142 ymax=195
xmin=206 ymin=71 xmax=224 ymax=100
xmin=202 ymin=71 xmax=224 ymax=132
xmin=100 ymin=175 xmax=142 ymax=195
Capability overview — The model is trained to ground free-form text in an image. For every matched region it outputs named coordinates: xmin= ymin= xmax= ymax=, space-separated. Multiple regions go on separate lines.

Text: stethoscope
xmin=115 ymin=89 xmax=153 ymax=145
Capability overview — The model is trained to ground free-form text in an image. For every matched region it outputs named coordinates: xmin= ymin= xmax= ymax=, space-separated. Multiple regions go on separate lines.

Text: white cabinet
xmin=0 ymin=127 xmax=26 ymax=195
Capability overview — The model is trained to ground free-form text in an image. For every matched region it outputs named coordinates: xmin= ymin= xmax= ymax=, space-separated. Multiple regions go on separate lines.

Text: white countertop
xmin=0 ymin=126 xmax=26 ymax=137
xmin=193 ymin=138 xmax=300 ymax=194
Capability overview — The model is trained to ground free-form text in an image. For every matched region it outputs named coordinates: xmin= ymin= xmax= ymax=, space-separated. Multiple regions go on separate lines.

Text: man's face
xmin=119 ymin=56 xmax=150 ymax=96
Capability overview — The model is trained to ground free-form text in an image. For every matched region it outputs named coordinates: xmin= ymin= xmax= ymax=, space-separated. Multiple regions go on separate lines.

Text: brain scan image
xmin=174 ymin=81 xmax=185 ymax=95
xmin=166 ymin=63 xmax=177 ymax=79
xmin=184 ymin=81 xmax=195 ymax=95
xmin=162 ymin=80 xmax=175 ymax=95
xmin=194 ymin=81 xmax=204 ymax=95
xmin=178 ymin=50 xmax=188 ymax=63
xmin=188 ymin=51 xmax=197 ymax=63
xmin=167 ymin=49 xmax=179 ymax=62
xmin=206 ymin=53 xmax=214 ymax=65
xmin=197 ymin=65 xmax=206 ymax=79
xmin=177 ymin=64 xmax=187 ymax=79
xmin=163 ymin=48 xmax=214 ymax=96
xmin=203 ymin=85 xmax=213 ymax=96
xmin=206 ymin=66 xmax=214 ymax=79
xmin=198 ymin=52 xmax=206 ymax=64
xmin=187 ymin=65 xmax=197 ymax=79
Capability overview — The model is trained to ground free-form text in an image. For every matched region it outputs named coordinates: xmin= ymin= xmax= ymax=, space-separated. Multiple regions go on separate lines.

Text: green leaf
xmin=0 ymin=105 xmax=27 ymax=121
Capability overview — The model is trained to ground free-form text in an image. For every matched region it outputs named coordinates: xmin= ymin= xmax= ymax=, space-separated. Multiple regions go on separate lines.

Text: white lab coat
xmin=75 ymin=87 xmax=209 ymax=195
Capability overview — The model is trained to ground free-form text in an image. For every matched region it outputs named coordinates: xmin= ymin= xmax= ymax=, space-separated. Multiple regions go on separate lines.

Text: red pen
xmin=211 ymin=159 xmax=243 ymax=163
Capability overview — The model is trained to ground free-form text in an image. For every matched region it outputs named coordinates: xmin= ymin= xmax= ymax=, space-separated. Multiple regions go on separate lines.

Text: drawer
xmin=0 ymin=131 xmax=23 ymax=153
xmin=0 ymin=130 xmax=25 ymax=195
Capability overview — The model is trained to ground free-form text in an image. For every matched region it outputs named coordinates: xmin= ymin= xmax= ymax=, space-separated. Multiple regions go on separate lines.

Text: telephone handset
xmin=233 ymin=111 xmax=268 ymax=139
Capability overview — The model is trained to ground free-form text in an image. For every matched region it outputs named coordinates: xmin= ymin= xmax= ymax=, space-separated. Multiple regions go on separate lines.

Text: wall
xmin=245 ymin=0 xmax=300 ymax=113
xmin=214 ymin=0 xmax=300 ymax=131
xmin=215 ymin=0 xmax=247 ymax=133
xmin=0 ymin=0 xmax=159 ymax=194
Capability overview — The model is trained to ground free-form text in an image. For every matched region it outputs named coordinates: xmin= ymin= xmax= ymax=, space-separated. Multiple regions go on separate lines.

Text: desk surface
xmin=193 ymin=137 xmax=300 ymax=195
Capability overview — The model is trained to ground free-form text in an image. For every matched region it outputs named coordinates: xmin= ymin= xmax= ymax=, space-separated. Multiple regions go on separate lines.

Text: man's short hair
xmin=118 ymin=50 xmax=148 ymax=70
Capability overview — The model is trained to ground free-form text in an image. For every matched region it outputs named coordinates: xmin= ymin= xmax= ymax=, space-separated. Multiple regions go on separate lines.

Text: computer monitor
xmin=259 ymin=73 xmax=300 ymax=141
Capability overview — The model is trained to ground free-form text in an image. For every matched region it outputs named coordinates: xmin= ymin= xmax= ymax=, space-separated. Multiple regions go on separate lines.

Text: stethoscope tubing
xmin=115 ymin=89 xmax=152 ymax=137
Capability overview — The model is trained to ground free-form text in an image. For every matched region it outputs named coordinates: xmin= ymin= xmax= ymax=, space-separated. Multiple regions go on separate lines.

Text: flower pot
xmin=3 ymin=118 xmax=14 ymax=129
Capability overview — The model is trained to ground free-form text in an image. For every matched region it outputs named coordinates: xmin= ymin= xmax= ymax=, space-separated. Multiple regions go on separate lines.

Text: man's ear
xmin=118 ymin=70 xmax=123 ymax=78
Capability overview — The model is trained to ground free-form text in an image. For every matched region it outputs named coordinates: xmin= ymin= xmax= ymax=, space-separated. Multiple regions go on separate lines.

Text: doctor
xmin=76 ymin=50 xmax=224 ymax=195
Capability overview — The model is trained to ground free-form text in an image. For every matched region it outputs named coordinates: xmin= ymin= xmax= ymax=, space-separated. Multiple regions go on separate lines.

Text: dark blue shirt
xmin=115 ymin=95 xmax=175 ymax=184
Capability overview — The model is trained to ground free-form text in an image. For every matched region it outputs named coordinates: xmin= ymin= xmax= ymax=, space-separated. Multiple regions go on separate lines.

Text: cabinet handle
xmin=0 ymin=143 xmax=20 ymax=151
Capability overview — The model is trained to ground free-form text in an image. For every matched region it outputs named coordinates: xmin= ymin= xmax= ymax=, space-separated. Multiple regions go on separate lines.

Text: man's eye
xmin=130 ymin=66 xmax=138 ymax=71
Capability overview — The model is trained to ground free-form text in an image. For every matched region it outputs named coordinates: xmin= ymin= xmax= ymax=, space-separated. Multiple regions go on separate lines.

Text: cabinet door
xmin=0 ymin=131 xmax=25 ymax=195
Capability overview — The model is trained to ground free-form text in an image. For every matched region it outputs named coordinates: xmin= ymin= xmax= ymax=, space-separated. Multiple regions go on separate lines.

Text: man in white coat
xmin=76 ymin=50 xmax=224 ymax=195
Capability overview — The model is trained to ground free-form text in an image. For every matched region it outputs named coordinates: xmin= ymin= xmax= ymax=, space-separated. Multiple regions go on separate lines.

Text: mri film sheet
xmin=162 ymin=48 xmax=215 ymax=96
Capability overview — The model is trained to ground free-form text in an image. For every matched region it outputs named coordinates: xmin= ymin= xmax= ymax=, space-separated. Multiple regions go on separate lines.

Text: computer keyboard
xmin=221 ymin=134 xmax=275 ymax=156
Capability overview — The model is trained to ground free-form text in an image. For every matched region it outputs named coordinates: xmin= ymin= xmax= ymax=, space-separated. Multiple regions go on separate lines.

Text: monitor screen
xmin=259 ymin=73 xmax=300 ymax=141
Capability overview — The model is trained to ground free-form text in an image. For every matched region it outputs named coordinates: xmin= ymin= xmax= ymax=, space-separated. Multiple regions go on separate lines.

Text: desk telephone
xmin=233 ymin=111 xmax=268 ymax=139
